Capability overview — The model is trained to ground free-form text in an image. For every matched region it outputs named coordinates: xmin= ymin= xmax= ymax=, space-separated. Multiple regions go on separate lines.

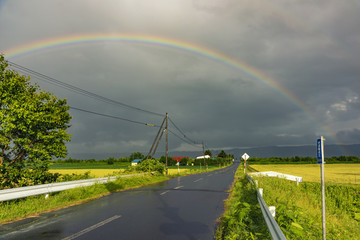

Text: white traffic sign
xmin=242 ymin=153 xmax=250 ymax=161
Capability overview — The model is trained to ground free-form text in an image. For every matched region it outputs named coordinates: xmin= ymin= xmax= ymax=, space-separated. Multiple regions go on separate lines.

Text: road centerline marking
xmin=174 ymin=186 xmax=184 ymax=189
xmin=62 ymin=215 xmax=121 ymax=240
xmin=160 ymin=190 xmax=170 ymax=195
xmin=193 ymin=178 xmax=203 ymax=183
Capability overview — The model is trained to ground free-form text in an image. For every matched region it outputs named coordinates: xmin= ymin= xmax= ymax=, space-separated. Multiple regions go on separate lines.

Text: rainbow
xmin=2 ymin=33 xmax=343 ymax=148
xmin=4 ymin=34 xmax=305 ymax=108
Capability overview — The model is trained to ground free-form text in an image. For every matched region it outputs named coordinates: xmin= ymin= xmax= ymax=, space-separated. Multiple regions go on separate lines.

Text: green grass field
xmin=250 ymin=164 xmax=360 ymax=185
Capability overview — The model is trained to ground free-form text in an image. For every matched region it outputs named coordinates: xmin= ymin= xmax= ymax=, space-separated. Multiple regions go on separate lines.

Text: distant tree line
xmin=248 ymin=156 xmax=360 ymax=164
xmin=158 ymin=156 xmax=233 ymax=167
xmin=53 ymin=152 xmax=147 ymax=165
xmin=54 ymin=150 xmax=235 ymax=167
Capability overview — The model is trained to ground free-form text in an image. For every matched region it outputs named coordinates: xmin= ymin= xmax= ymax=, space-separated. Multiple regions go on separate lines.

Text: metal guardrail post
xmin=247 ymin=174 xmax=287 ymax=240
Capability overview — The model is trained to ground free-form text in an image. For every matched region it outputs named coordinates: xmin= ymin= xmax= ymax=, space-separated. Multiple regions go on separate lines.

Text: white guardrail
xmin=249 ymin=171 xmax=303 ymax=185
xmin=0 ymin=174 xmax=138 ymax=202
xmin=247 ymin=172 xmax=300 ymax=240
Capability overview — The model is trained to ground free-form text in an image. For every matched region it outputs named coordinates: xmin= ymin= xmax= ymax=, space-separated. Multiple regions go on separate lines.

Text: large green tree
xmin=0 ymin=55 xmax=72 ymax=169
xmin=217 ymin=150 xmax=227 ymax=158
xmin=204 ymin=149 xmax=212 ymax=157
xmin=128 ymin=152 xmax=145 ymax=161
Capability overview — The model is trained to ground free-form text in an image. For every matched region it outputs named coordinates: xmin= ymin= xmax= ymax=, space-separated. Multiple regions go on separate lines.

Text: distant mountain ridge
xmin=225 ymin=144 xmax=360 ymax=159
xmin=68 ymin=144 xmax=360 ymax=160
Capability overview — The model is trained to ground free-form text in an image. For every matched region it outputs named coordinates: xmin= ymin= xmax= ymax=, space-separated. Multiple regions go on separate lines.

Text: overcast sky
xmin=1 ymin=0 xmax=360 ymax=157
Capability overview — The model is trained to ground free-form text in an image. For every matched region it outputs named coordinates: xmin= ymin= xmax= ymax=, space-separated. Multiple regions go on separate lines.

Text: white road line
xmin=174 ymin=186 xmax=184 ymax=189
xmin=193 ymin=178 xmax=203 ymax=183
xmin=62 ymin=215 xmax=121 ymax=240
xmin=160 ymin=190 xmax=170 ymax=195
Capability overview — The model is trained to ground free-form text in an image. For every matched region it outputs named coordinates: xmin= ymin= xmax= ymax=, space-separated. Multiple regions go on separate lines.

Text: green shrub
xmin=0 ymin=166 xmax=61 ymax=189
xmin=126 ymin=159 xmax=165 ymax=174
xmin=57 ymin=171 xmax=94 ymax=182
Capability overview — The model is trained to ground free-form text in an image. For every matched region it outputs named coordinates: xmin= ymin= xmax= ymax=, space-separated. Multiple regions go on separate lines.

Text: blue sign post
xmin=317 ymin=136 xmax=326 ymax=240
xmin=317 ymin=138 xmax=322 ymax=164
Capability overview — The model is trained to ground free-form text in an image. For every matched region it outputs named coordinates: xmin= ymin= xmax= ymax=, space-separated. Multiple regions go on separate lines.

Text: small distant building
xmin=131 ymin=159 xmax=143 ymax=166
xmin=172 ymin=157 xmax=188 ymax=162
xmin=196 ymin=155 xmax=210 ymax=159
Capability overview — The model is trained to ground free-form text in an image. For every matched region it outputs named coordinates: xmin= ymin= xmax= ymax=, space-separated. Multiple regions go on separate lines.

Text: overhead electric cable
xmin=168 ymin=117 xmax=199 ymax=144
xmin=169 ymin=117 xmax=186 ymax=137
xmin=168 ymin=129 xmax=201 ymax=148
xmin=69 ymin=106 xmax=160 ymax=127
xmin=9 ymin=61 xmax=163 ymax=117
xmin=8 ymin=61 xmax=207 ymax=148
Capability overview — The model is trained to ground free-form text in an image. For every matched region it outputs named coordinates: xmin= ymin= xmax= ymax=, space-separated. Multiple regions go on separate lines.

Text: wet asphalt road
xmin=0 ymin=163 xmax=239 ymax=240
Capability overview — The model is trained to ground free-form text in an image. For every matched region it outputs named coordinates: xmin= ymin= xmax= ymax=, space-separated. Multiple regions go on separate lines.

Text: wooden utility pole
xmin=202 ymin=141 xmax=205 ymax=155
xmin=202 ymin=141 xmax=206 ymax=169
xmin=146 ymin=116 xmax=166 ymax=160
xmin=151 ymin=129 xmax=165 ymax=159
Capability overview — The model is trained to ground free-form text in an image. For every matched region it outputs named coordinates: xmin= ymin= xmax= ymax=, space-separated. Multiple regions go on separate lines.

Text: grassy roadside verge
xmin=0 ymin=165 xmax=230 ymax=226
xmin=216 ymin=166 xmax=271 ymax=240
xmin=255 ymin=176 xmax=360 ymax=239
xmin=217 ymin=165 xmax=360 ymax=239
xmin=0 ymin=174 xmax=168 ymax=225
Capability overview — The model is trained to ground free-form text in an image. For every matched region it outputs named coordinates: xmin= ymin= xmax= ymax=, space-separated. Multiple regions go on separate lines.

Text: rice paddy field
xmin=49 ymin=166 xmax=215 ymax=178
xmin=49 ymin=169 xmax=124 ymax=178
xmin=250 ymin=164 xmax=360 ymax=185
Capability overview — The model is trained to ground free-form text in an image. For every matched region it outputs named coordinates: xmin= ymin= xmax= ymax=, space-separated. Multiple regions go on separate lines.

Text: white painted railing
xmin=247 ymin=174 xmax=288 ymax=240
xmin=0 ymin=174 xmax=138 ymax=202
xmin=249 ymin=171 xmax=303 ymax=184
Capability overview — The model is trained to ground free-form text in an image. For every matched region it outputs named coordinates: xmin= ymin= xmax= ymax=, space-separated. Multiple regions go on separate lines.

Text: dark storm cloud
xmin=336 ymin=129 xmax=360 ymax=144
xmin=1 ymin=0 xmax=360 ymax=156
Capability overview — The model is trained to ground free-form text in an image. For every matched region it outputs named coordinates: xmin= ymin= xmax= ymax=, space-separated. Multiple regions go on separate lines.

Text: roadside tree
xmin=0 ymin=55 xmax=72 ymax=186
xmin=217 ymin=150 xmax=227 ymax=158
xmin=204 ymin=149 xmax=212 ymax=157
xmin=128 ymin=152 xmax=145 ymax=161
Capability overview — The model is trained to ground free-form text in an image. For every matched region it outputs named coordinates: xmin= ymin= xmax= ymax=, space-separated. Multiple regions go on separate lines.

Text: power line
xmin=69 ymin=106 xmax=160 ymax=127
xmin=169 ymin=117 xmax=186 ymax=137
xmin=8 ymin=61 xmax=206 ymax=149
xmin=168 ymin=129 xmax=201 ymax=148
xmin=9 ymin=61 xmax=164 ymax=117
xmin=168 ymin=117 xmax=199 ymax=145
xmin=70 ymin=105 xmax=201 ymax=148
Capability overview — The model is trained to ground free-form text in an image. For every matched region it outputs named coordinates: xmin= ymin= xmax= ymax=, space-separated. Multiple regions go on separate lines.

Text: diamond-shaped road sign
xmin=242 ymin=153 xmax=250 ymax=161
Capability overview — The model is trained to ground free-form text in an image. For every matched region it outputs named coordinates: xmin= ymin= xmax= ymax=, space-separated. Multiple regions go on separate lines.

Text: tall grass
xmin=216 ymin=167 xmax=270 ymax=239
xmin=217 ymin=164 xmax=360 ymax=239
xmin=255 ymin=176 xmax=360 ymax=239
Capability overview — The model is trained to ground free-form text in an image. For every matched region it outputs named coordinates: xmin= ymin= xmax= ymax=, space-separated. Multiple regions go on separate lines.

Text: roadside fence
xmin=246 ymin=172 xmax=303 ymax=240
